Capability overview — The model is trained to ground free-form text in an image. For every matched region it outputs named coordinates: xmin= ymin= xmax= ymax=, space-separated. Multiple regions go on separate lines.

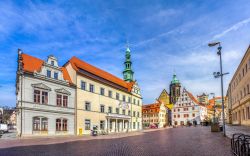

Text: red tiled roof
xmin=142 ymin=103 xmax=162 ymax=113
xmin=68 ymin=56 xmax=135 ymax=92
xmin=21 ymin=53 xmax=72 ymax=84
xmin=61 ymin=67 xmax=72 ymax=83
xmin=22 ymin=53 xmax=43 ymax=73
xmin=186 ymin=91 xmax=199 ymax=104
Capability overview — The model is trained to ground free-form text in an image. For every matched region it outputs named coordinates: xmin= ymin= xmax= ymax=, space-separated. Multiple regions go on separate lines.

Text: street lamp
xmin=208 ymin=42 xmax=229 ymax=137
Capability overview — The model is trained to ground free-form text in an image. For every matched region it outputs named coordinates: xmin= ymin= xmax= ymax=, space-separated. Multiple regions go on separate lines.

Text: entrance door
xmin=118 ymin=121 xmax=120 ymax=132
xmin=180 ymin=121 xmax=184 ymax=125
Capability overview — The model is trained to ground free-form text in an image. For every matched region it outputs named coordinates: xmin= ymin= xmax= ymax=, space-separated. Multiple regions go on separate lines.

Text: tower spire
xmin=123 ymin=44 xmax=134 ymax=82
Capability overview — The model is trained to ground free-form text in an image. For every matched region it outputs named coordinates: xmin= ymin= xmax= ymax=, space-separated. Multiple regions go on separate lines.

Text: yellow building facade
xmin=64 ymin=48 xmax=142 ymax=135
xmin=227 ymin=45 xmax=250 ymax=126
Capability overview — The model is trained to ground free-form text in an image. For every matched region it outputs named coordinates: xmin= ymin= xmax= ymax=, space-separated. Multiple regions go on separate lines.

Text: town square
xmin=0 ymin=0 xmax=250 ymax=156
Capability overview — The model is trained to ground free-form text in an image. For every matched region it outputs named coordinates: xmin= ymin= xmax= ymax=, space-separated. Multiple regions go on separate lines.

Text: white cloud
xmin=213 ymin=17 xmax=250 ymax=39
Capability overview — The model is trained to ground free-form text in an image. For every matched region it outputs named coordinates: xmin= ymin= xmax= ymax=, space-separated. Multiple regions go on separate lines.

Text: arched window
xmin=63 ymin=119 xmax=68 ymax=131
xmin=33 ymin=117 xmax=48 ymax=131
xmin=56 ymin=119 xmax=61 ymax=131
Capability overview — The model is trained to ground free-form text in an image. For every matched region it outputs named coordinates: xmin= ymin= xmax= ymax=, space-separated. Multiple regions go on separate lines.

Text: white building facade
xmin=172 ymin=89 xmax=206 ymax=126
xmin=16 ymin=52 xmax=76 ymax=137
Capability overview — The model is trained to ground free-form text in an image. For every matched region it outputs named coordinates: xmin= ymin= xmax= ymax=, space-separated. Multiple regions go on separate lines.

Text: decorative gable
xmin=131 ymin=82 xmax=141 ymax=96
xmin=55 ymin=88 xmax=71 ymax=95
xmin=31 ymin=83 xmax=51 ymax=91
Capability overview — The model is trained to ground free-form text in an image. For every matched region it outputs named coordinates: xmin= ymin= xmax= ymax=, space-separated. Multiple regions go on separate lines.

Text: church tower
xmin=123 ymin=46 xmax=134 ymax=82
xmin=170 ymin=73 xmax=181 ymax=104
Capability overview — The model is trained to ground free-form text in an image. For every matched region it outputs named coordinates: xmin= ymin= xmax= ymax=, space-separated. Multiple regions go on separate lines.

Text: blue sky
xmin=0 ymin=0 xmax=250 ymax=106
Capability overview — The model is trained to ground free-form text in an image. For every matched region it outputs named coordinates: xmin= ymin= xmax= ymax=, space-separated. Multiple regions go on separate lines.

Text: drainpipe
xmin=18 ymin=49 xmax=23 ymax=137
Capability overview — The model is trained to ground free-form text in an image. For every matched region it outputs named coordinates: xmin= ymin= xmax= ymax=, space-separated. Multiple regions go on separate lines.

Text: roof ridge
xmin=70 ymin=56 xmax=127 ymax=83
xmin=69 ymin=56 xmax=136 ymax=91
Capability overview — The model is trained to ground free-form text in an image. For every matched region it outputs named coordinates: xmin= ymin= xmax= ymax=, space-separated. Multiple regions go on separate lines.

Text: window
xmin=108 ymin=106 xmax=112 ymax=113
xmin=133 ymin=111 xmax=136 ymax=117
xmin=133 ymin=122 xmax=135 ymax=129
xmin=243 ymin=109 xmax=245 ymax=120
xmin=133 ymin=99 xmax=136 ymax=104
xmin=178 ymin=109 xmax=180 ymax=112
xmin=62 ymin=119 xmax=67 ymax=131
xmin=63 ymin=95 xmax=68 ymax=107
xmin=41 ymin=91 xmax=48 ymax=104
xmin=54 ymin=72 xmax=58 ymax=79
xmin=123 ymin=95 xmax=126 ymax=102
xmin=81 ymin=81 xmax=86 ymax=90
xmin=89 ymin=84 xmax=94 ymax=93
xmin=100 ymin=88 xmax=105 ymax=96
xmin=192 ymin=113 xmax=195 ymax=117
xmin=85 ymin=119 xmax=91 ymax=130
xmin=100 ymin=105 xmax=105 ymax=113
xmin=247 ymin=107 xmax=250 ymax=119
xmin=174 ymin=115 xmax=176 ymax=118
xmin=85 ymin=102 xmax=91 ymax=111
xmin=33 ymin=117 xmax=40 ymax=131
xmin=122 ymin=109 xmax=125 ymax=115
xmin=34 ymin=90 xmax=41 ymax=103
xmin=34 ymin=90 xmax=48 ymax=104
xmin=100 ymin=120 xmax=105 ymax=130
xmin=56 ymin=94 xmax=68 ymax=107
xmin=192 ymin=107 xmax=195 ymax=110
xmin=47 ymin=70 xmax=51 ymax=78
xmin=137 ymin=100 xmax=140 ymax=105
xmin=177 ymin=115 xmax=180 ymax=118
xmin=128 ymin=110 xmax=131 ymax=116
xmin=116 ymin=108 xmax=119 ymax=114
xmin=57 ymin=94 xmax=62 ymax=106
xmin=41 ymin=118 xmax=48 ymax=131
xmin=108 ymin=90 xmax=112 ymax=98
xmin=116 ymin=93 xmax=120 ymax=100
xmin=51 ymin=61 xmax=54 ymax=66
xmin=56 ymin=119 xmax=61 ymax=131
xmin=33 ymin=117 xmax=48 ymax=131
xmin=137 ymin=112 xmax=140 ymax=117
xmin=248 ymin=84 xmax=250 ymax=94
xmin=128 ymin=97 xmax=131 ymax=103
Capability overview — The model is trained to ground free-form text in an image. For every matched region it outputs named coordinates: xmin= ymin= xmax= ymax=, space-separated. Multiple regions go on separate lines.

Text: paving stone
xmin=0 ymin=127 xmax=231 ymax=156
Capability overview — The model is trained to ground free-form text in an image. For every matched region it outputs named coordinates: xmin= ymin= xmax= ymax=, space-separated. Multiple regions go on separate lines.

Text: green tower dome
xmin=171 ymin=73 xmax=180 ymax=84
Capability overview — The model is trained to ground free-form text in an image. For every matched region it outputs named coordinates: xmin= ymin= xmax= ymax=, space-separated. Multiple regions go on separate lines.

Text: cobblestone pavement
xmin=0 ymin=127 xmax=231 ymax=156
xmin=225 ymin=124 xmax=250 ymax=138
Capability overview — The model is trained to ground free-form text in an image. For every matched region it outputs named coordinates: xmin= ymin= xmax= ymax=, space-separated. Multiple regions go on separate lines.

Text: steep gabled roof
xmin=22 ymin=53 xmax=44 ymax=73
xmin=21 ymin=53 xmax=72 ymax=83
xmin=68 ymin=56 xmax=135 ymax=92
xmin=186 ymin=90 xmax=199 ymax=104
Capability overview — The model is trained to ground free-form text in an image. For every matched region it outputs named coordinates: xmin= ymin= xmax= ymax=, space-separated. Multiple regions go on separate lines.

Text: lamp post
xmin=208 ymin=42 xmax=228 ymax=137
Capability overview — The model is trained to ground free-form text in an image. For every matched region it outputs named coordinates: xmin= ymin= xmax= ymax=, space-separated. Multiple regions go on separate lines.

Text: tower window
xmin=51 ymin=61 xmax=54 ymax=66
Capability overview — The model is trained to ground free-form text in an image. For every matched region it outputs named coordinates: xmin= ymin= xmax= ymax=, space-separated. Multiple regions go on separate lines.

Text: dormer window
xmin=51 ymin=61 xmax=54 ymax=66
xmin=47 ymin=70 xmax=51 ymax=78
xmin=54 ymin=72 xmax=58 ymax=80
